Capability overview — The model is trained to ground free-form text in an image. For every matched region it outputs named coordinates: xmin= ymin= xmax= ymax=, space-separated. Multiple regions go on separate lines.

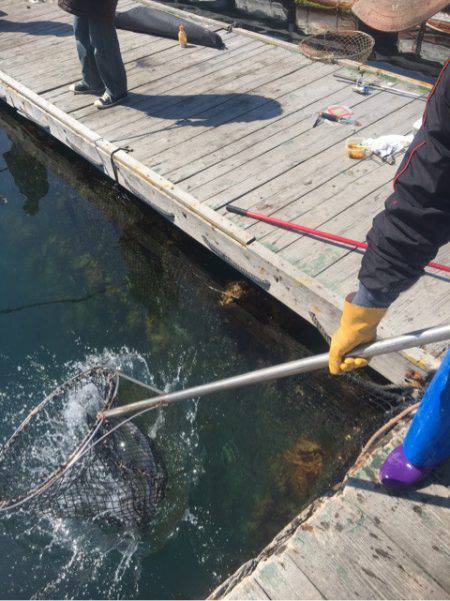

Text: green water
xmin=0 ymin=106 xmax=381 ymax=599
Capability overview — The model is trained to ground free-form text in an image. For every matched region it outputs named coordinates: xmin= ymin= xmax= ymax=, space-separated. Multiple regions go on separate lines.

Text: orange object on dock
xmin=178 ymin=24 xmax=188 ymax=48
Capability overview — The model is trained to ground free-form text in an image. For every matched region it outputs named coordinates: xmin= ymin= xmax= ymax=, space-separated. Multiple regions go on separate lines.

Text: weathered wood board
xmin=0 ymin=0 xmax=448 ymax=387
xmin=213 ymin=423 xmax=450 ymax=600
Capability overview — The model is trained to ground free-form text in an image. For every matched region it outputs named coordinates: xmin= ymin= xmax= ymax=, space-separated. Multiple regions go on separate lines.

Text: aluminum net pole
xmin=103 ymin=324 xmax=450 ymax=419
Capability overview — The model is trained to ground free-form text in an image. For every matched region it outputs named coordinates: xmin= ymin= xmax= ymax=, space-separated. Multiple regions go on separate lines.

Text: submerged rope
xmin=0 ymin=287 xmax=112 ymax=315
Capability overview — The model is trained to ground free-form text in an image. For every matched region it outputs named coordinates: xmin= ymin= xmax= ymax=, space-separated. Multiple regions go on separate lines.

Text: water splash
xmin=0 ymin=347 xmax=203 ymax=599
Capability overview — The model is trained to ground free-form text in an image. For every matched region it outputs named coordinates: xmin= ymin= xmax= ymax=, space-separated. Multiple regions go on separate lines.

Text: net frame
xmin=0 ymin=367 xmax=119 ymax=513
xmin=299 ymin=30 xmax=375 ymax=63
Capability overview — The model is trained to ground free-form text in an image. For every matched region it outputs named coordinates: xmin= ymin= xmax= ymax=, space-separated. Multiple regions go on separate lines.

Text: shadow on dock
xmin=121 ymin=91 xmax=282 ymax=125
xmin=108 ymin=92 xmax=283 ymax=142
xmin=347 ymin=471 xmax=450 ymax=509
xmin=0 ymin=19 xmax=72 ymax=37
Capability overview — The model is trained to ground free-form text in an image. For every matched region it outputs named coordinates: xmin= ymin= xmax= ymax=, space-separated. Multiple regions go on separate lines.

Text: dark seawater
xmin=0 ymin=106 xmax=382 ymax=599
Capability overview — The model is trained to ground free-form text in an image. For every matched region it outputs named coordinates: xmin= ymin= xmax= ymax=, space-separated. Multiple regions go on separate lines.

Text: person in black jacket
xmin=58 ymin=0 xmax=127 ymax=109
xmin=329 ymin=59 xmax=450 ymax=488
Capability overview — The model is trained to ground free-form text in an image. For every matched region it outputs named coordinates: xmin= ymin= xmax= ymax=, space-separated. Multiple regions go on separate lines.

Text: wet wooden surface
xmin=215 ymin=424 xmax=450 ymax=600
xmin=1 ymin=0 xmax=449 ymax=385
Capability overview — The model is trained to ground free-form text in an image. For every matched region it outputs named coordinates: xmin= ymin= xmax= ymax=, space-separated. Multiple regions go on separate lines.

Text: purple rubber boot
xmin=379 ymin=444 xmax=432 ymax=490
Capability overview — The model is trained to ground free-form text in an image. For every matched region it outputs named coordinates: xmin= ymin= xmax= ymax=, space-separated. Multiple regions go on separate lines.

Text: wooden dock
xmin=1 ymin=4 xmax=449 ymax=599
xmin=211 ymin=418 xmax=450 ymax=600
xmin=1 ymin=0 xmax=449 ymax=386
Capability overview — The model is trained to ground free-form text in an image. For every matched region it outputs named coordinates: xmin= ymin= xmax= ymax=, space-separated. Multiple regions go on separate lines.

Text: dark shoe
xmin=69 ymin=82 xmax=104 ymax=95
xmin=94 ymin=92 xmax=128 ymax=110
xmin=379 ymin=444 xmax=432 ymax=490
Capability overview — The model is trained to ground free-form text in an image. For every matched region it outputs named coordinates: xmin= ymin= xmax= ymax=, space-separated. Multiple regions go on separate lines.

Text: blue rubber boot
xmin=380 ymin=349 xmax=450 ymax=489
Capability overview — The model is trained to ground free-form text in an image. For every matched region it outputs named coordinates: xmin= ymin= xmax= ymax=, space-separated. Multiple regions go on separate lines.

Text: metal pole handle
xmin=102 ymin=324 xmax=450 ymax=419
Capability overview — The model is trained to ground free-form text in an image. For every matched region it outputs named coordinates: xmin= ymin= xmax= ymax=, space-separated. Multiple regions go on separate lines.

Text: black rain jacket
xmin=58 ymin=0 xmax=118 ymax=21
xmin=359 ymin=59 xmax=450 ymax=295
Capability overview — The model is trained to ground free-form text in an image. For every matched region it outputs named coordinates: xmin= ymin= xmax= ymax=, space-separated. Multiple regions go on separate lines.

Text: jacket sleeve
xmin=358 ymin=59 xmax=450 ymax=298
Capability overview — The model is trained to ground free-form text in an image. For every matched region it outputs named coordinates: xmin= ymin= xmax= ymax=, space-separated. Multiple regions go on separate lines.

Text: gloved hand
xmin=329 ymin=298 xmax=387 ymax=375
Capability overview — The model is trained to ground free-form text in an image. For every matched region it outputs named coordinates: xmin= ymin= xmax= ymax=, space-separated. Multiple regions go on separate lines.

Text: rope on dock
xmin=109 ymin=145 xmax=133 ymax=187
xmin=351 ymin=402 xmax=419 ymax=471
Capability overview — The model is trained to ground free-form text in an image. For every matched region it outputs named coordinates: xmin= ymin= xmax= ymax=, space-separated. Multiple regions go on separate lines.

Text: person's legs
xmin=88 ymin=18 xmax=127 ymax=100
xmin=380 ymin=350 xmax=450 ymax=488
xmin=72 ymin=16 xmax=104 ymax=91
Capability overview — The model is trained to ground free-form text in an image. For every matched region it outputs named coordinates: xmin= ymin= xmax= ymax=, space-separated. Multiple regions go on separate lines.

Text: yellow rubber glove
xmin=329 ymin=299 xmax=387 ymax=375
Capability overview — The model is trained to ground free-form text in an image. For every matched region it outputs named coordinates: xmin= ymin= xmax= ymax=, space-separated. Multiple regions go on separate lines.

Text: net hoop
xmin=299 ymin=30 xmax=375 ymax=63
xmin=0 ymin=367 xmax=119 ymax=513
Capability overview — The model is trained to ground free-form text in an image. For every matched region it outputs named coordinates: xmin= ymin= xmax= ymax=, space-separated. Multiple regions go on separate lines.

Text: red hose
xmin=227 ymin=206 xmax=450 ymax=275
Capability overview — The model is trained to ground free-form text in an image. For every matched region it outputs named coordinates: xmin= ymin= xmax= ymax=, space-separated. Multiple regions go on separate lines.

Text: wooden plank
xmin=224 ymin=579 xmax=269 ymax=599
xmin=77 ymin=45 xmax=302 ymax=144
xmin=264 ymin=165 xmax=395 ymax=255
xmin=249 ymin=161 xmax=394 ymax=238
xmin=218 ymin=424 xmax=449 ymax=601
xmin=0 ymin=30 xmax=73 ymax=61
xmin=282 ymin=182 xmax=393 ymax=275
xmin=248 ymin=159 xmax=394 ymax=245
xmin=153 ymin=62 xmax=340 ymax=180
xmin=31 ymin=36 xmax=182 ymax=96
xmin=0 ymin=13 xmax=73 ymax=53
xmin=203 ymin=92 xmax=419 ymax=210
xmin=0 ymin=11 xmax=69 ymax=37
xmin=1 ymin=27 xmax=165 ymax=74
xmin=253 ymin=554 xmax=324 ymax=600
xmin=46 ymin=32 xmax=249 ymax=113
xmin=67 ymin=30 xmax=258 ymax=110
xmin=70 ymin=37 xmax=267 ymax=128
xmin=2 ymin=20 xmax=189 ymax=95
xmin=0 ymin=0 xmax=59 ymax=13
xmin=286 ymin=497 xmax=447 ymax=599
xmin=0 ymin=1 xmax=65 ymax=24
xmin=317 ymin=242 xmax=450 ymax=301
xmin=0 ymin=23 xmax=72 ymax=55
xmin=130 ymin=59 xmax=312 ymax=162
xmin=139 ymin=61 xmax=340 ymax=174
xmin=77 ymin=43 xmax=303 ymax=136
xmin=0 ymin=3 xmax=70 ymax=25
xmin=221 ymin=97 xmax=421 ymax=225
xmin=0 ymin=1 xmax=137 ymax=58
xmin=43 ymin=25 xmax=230 ymax=88
xmin=344 ymin=456 xmax=450 ymax=592
xmin=1 ymin=38 xmax=75 ymax=71
xmin=179 ymin=80 xmax=364 ymax=195
xmin=0 ymin=0 xmax=136 ymax=24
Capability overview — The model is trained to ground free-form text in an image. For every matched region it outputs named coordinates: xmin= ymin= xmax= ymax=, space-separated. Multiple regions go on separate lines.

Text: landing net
xmin=0 ymin=360 xmax=420 ymax=528
xmin=299 ymin=31 xmax=375 ymax=63
xmin=0 ymin=368 xmax=166 ymax=529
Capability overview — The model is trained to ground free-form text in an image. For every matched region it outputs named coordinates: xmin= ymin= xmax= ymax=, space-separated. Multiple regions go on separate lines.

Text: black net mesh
xmin=0 ymin=368 xmax=166 ymax=529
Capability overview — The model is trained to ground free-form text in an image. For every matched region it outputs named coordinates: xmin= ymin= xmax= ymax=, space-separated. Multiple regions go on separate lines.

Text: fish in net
xmin=0 ymin=368 xmax=166 ymax=530
xmin=299 ymin=31 xmax=375 ymax=63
